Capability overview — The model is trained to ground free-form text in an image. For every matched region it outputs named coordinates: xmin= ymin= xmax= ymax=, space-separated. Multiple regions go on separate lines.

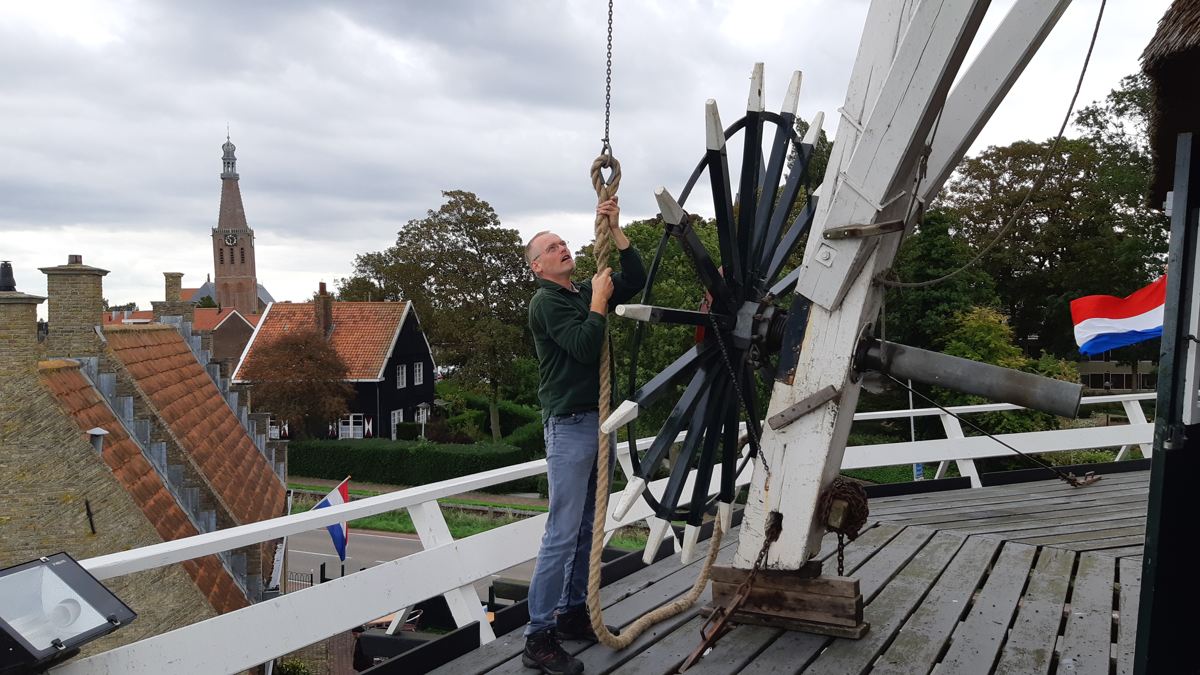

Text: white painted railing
xmin=56 ymin=393 xmax=1153 ymax=674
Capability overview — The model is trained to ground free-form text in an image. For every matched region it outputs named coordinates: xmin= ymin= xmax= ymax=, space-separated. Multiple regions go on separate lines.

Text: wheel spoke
xmin=705 ymin=100 xmax=742 ymax=290
xmin=748 ymin=114 xmax=798 ymax=283
xmin=765 ymin=195 xmax=819 ymax=288
xmin=736 ymin=65 xmax=765 ymax=282
xmin=657 ymin=370 xmax=724 ymax=519
xmin=632 ymin=363 xmax=715 ymax=481
xmin=686 ymin=382 xmax=728 ymax=525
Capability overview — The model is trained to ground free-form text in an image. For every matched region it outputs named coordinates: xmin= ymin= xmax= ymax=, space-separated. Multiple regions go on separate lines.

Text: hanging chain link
xmin=601 ymin=0 xmax=614 ymax=155
xmin=706 ymin=313 xmax=770 ymax=477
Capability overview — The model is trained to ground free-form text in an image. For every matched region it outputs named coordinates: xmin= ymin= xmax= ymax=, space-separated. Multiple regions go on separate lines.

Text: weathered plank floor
xmin=440 ymin=470 xmax=1148 ymax=675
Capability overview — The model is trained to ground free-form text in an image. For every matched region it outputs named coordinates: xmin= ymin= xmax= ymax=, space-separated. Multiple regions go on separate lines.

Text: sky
xmin=0 ymin=0 xmax=1168 ymax=314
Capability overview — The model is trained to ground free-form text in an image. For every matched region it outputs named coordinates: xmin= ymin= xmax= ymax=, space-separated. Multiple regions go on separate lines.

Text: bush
xmin=289 ymin=438 xmax=540 ymax=492
xmin=506 ymin=420 xmax=546 ymax=457
xmin=276 ymin=659 xmax=314 ymax=675
xmin=393 ymin=422 xmax=422 ymax=441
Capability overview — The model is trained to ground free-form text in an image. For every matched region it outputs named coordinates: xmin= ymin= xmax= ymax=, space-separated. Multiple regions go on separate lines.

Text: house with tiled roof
xmin=192 ymin=306 xmax=259 ymax=379
xmin=233 ymin=283 xmax=435 ymax=440
xmin=0 ymin=256 xmax=286 ymax=626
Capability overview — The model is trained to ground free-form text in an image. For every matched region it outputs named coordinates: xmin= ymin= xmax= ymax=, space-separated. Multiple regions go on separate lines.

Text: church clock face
xmin=224 ymin=232 xmax=238 ymax=246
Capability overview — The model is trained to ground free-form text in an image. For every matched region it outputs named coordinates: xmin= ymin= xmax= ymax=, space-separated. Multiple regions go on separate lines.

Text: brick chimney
xmin=0 ymin=261 xmax=47 ymax=377
xmin=151 ymin=272 xmax=195 ymax=324
xmin=40 ymin=254 xmax=108 ymax=359
xmin=314 ymin=282 xmax=333 ymax=338
xmin=164 ymin=272 xmax=183 ymax=302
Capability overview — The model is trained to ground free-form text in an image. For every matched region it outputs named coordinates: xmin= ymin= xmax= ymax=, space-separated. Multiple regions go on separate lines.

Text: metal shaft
xmin=857 ymin=338 xmax=1082 ymax=418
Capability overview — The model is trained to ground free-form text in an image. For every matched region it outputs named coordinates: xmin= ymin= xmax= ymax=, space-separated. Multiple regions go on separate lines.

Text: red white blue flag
xmin=311 ymin=477 xmax=350 ymax=561
xmin=1070 ymin=276 xmax=1166 ymax=355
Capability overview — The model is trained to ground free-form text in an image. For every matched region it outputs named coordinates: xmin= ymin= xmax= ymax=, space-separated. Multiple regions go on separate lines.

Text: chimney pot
xmin=68 ymin=254 xmax=82 ymax=265
xmin=0 ymin=261 xmax=15 ymax=292
xmin=319 ymin=281 xmax=327 ymax=296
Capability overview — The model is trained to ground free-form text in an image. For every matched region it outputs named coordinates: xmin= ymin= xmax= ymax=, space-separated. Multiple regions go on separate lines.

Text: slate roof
xmin=104 ymin=325 xmax=286 ymax=525
xmin=193 ymin=307 xmax=259 ymax=332
xmin=38 ymin=359 xmax=249 ymax=614
xmin=233 ymin=301 xmax=409 ymax=382
xmin=190 ymin=279 xmax=275 ymax=306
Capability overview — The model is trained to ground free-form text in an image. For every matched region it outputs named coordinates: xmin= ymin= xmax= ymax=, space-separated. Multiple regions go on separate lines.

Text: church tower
xmin=212 ymin=135 xmax=260 ymax=315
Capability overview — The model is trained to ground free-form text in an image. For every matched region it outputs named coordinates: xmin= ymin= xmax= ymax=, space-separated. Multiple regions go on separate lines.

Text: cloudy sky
xmin=1 ymin=0 xmax=1166 ymax=313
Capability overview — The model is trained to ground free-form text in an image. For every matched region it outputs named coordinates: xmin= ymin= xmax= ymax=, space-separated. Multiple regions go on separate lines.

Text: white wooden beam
xmin=923 ymin=0 xmax=1074 ymax=200
xmin=408 ymin=500 xmax=495 ymax=644
xmin=737 ymin=0 xmax=992 ymax=570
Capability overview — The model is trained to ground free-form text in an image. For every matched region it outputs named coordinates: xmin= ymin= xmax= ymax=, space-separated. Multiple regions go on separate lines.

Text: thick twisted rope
xmin=585 ymin=153 xmax=725 ymax=650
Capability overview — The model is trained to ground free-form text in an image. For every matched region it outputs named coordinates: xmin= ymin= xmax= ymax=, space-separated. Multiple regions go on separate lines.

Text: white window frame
xmin=396 ymin=364 xmax=407 ymax=389
xmin=414 ymin=362 xmax=424 ymax=386
xmin=339 ymin=413 xmax=365 ymax=440
xmin=416 ymin=406 xmax=428 ymax=424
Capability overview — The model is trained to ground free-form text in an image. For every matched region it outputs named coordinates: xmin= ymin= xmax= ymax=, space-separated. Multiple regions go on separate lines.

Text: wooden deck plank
xmin=1011 ymin=523 xmax=1144 ymax=547
xmin=1117 ymin=557 xmax=1142 ymax=675
xmin=428 ymin=533 xmax=740 ymax=675
xmin=803 ymin=531 xmax=968 ymax=674
xmin=935 ymin=541 xmax=1038 ymax=674
xmin=992 ymin=546 xmax=1076 ymax=675
xmin=606 ymin=614 xmax=712 ymax=675
xmin=1099 ymin=546 xmax=1146 ymax=559
xmin=738 ymin=525 xmax=933 ymax=675
xmin=872 ymin=485 xmax=1148 ymax=523
xmin=870 ymin=536 xmax=1002 ymax=674
xmin=1057 ymin=552 xmax=1116 ymax=674
xmin=653 ymin=623 xmax=780 ymax=675
xmin=889 ymin=496 xmax=1148 ymax=531
xmin=587 ymin=605 xmax=708 ymax=675
xmin=868 ymin=472 xmax=1147 ymax=509
xmin=1058 ymin=534 xmax=1144 ymax=552
xmin=868 ymin=474 xmax=1148 ymax=515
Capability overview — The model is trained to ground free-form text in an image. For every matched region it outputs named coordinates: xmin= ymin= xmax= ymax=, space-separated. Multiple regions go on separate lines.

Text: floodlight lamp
xmin=0 ymin=553 xmax=135 ymax=674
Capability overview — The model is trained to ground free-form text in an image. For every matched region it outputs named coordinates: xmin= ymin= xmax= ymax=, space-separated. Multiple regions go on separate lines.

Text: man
xmin=522 ymin=197 xmax=645 ymax=675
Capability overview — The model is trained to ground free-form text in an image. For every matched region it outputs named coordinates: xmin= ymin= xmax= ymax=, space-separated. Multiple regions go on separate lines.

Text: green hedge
xmin=436 ymin=381 xmax=540 ymax=436
xmin=393 ymin=422 xmax=422 ymax=441
xmin=506 ymin=420 xmax=545 ymax=456
xmin=289 ymin=439 xmax=539 ymax=493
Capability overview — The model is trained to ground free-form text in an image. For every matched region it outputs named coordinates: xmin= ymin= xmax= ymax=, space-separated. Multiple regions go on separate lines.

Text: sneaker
xmin=555 ymin=606 xmax=620 ymax=643
xmin=522 ymin=629 xmax=583 ymax=675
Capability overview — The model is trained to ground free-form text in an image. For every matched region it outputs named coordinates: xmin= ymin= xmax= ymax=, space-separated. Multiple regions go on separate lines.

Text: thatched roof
xmin=1143 ymin=0 xmax=1200 ymax=203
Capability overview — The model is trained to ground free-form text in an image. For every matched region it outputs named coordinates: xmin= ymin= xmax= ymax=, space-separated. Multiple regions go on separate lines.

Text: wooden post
xmin=737 ymin=0 xmax=992 ymax=569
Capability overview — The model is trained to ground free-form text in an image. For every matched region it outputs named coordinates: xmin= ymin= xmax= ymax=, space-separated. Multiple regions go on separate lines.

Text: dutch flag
xmin=311 ymin=477 xmax=351 ymax=561
xmin=1070 ymin=276 xmax=1166 ymax=356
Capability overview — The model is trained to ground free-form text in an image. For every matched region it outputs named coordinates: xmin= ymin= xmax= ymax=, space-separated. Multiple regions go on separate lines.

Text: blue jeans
xmin=524 ymin=410 xmax=615 ymax=636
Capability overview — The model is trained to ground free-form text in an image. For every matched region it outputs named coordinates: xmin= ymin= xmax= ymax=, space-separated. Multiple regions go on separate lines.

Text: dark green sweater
xmin=529 ymin=247 xmax=647 ymax=420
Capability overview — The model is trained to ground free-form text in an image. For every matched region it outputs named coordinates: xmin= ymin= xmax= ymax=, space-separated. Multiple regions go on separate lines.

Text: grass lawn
xmin=290 ymin=494 xmax=648 ymax=549
xmin=288 ymin=482 xmax=549 ymax=513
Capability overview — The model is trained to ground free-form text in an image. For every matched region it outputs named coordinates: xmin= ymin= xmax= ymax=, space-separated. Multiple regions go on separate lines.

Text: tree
xmin=102 ymin=299 xmax=138 ymax=311
xmin=239 ymin=329 xmax=353 ymax=439
xmin=338 ymin=190 xmax=529 ymax=439
xmin=195 ymin=295 xmax=218 ymax=309
xmin=941 ymin=75 xmax=1168 ymax=359
xmin=882 ymin=209 xmax=999 ymax=350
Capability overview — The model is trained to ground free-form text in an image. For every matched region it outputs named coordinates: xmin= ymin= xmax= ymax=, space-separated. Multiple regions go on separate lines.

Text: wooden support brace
xmin=703 ymin=565 xmax=869 ymax=638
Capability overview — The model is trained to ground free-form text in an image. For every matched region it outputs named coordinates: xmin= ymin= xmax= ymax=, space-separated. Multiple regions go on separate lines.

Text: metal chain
xmin=837 ymin=533 xmax=846 ymax=577
xmin=681 ymin=513 xmax=782 ymax=672
xmin=706 ymin=313 xmax=770 ymax=477
xmin=602 ymin=0 xmax=614 ymax=155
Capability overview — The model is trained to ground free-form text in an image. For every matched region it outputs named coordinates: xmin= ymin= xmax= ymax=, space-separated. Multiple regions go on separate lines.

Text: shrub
xmin=393 ymin=422 xmax=422 ymax=441
xmin=506 ymin=420 xmax=545 ymax=457
xmin=289 ymin=438 xmax=539 ymax=492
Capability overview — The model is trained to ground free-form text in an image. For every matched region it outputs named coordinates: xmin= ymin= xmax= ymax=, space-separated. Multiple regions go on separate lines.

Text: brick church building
xmin=186 ymin=136 xmax=275 ymax=315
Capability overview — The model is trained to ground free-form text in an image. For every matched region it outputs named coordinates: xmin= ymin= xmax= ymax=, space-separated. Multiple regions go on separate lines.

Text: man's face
xmin=530 ymin=232 xmax=574 ymax=278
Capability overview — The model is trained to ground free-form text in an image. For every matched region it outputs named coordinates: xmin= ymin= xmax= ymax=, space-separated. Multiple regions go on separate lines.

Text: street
xmin=286 ymin=527 xmax=537 ymax=602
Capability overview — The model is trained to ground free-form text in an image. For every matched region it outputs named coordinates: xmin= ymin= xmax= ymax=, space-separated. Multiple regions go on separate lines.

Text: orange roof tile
xmin=104 ymin=325 xmax=286 ymax=527
xmin=235 ymin=301 xmax=408 ymax=382
xmin=100 ymin=310 xmax=155 ymax=326
xmin=180 ymin=288 xmax=199 ymax=301
xmin=193 ymin=307 xmax=255 ymax=332
xmin=38 ymin=360 xmax=248 ymax=614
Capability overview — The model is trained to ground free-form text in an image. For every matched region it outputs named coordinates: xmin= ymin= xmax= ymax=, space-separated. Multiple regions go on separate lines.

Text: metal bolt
xmin=819 ymin=250 xmax=832 ymax=262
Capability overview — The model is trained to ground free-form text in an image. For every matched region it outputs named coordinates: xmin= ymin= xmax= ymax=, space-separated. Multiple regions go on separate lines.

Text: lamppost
xmin=418 ymin=402 xmax=431 ymax=440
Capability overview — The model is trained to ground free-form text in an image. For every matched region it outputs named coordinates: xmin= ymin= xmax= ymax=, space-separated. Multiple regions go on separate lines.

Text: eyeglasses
xmin=532 ymin=239 xmax=568 ymax=262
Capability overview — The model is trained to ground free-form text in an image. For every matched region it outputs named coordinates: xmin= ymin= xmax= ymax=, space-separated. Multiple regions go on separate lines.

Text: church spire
xmin=221 ymin=132 xmax=239 ymax=180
